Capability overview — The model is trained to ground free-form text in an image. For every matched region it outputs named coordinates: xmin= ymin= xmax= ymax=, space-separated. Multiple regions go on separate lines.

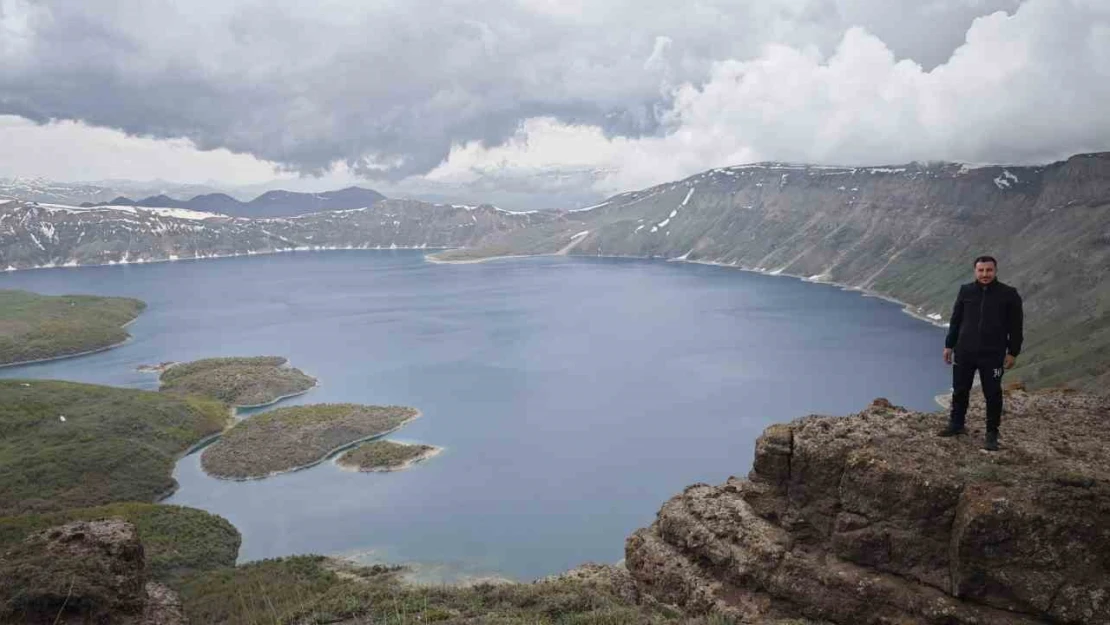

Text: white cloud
xmin=0 ymin=0 xmax=1021 ymax=182
xmin=0 ymin=115 xmax=280 ymax=184
xmin=430 ymin=0 xmax=1110 ymax=195
xmin=426 ymin=119 xmax=620 ymax=183
xmin=1 ymin=0 xmax=1105 ymax=205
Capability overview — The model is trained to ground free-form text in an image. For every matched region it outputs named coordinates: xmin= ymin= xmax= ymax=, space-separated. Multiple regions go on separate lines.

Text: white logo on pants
xmin=993 ymin=368 xmax=1003 ymax=379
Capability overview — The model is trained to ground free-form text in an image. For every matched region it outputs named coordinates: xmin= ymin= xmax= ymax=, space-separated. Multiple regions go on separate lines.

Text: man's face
xmin=975 ymin=261 xmax=997 ymax=284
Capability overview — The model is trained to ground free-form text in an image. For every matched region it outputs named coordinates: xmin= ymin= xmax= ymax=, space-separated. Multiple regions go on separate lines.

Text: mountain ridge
xmin=0 ymin=197 xmax=554 ymax=272
xmin=78 ymin=185 xmax=387 ymax=217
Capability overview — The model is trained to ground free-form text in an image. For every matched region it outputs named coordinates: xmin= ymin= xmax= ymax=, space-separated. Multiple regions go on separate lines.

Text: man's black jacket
xmin=944 ymin=279 xmax=1024 ymax=357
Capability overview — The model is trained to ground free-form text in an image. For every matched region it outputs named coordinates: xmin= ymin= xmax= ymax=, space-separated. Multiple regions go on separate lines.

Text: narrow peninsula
xmin=336 ymin=440 xmax=443 ymax=472
xmin=158 ymin=356 xmax=316 ymax=408
xmin=201 ymin=404 xmax=420 ymax=480
xmin=0 ymin=289 xmax=145 ymax=366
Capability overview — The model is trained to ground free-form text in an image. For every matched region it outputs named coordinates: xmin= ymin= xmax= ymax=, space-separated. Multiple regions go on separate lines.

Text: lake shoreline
xmin=671 ymin=257 xmax=950 ymax=329
xmin=233 ymin=381 xmax=319 ymax=411
xmin=154 ymin=410 xmax=238 ymax=503
xmin=2 ymin=245 xmax=452 ymax=273
xmin=0 ymin=337 xmax=133 ymax=369
xmin=0 ymin=315 xmax=141 ymax=370
xmin=424 ymin=254 xmax=539 ymax=265
xmin=424 ymin=250 xmax=949 ymax=329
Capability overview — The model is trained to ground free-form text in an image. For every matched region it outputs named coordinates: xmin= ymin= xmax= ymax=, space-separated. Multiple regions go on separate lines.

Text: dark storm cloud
xmin=0 ymin=0 xmax=1029 ymax=179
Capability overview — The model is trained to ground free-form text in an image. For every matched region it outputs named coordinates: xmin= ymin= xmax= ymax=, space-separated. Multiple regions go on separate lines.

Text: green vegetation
xmin=0 ymin=379 xmax=231 ymax=515
xmin=337 ymin=440 xmax=441 ymax=472
xmin=0 ymin=289 xmax=145 ymax=365
xmin=1011 ymin=313 xmax=1110 ymax=392
xmin=160 ymin=356 xmax=317 ymax=408
xmin=202 ymin=404 xmax=419 ymax=479
xmin=0 ymin=502 xmax=240 ymax=584
xmin=179 ymin=556 xmax=735 ymax=625
xmin=161 ymin=356 xmax=286 ymax=381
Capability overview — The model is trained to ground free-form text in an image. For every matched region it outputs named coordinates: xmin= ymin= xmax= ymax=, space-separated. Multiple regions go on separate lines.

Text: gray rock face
xmin=626 ymin=389 xmax=1110 ymax=625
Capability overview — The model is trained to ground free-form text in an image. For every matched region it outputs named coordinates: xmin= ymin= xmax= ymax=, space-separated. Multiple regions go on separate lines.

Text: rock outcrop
xmin=626 ymin=388 xmax=1110 ymax=624
xmin=0 ymin=519 xmax=186 ymax=624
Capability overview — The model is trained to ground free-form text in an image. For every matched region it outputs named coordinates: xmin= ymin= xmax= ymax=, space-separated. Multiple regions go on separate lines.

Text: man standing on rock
xmin=939 ymin=255 xmax=1024 ymax=451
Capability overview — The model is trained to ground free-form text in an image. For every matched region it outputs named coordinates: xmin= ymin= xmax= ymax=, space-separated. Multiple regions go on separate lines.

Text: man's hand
xmin=943 ymin=348 xmax=953 ymax=365
xmin=1004 ymin=354 xmax=1016 ymax=370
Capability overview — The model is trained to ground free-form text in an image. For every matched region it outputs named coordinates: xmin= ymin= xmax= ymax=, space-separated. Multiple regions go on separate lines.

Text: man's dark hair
xmin=974 ymin=255 xmax=997 ymax=267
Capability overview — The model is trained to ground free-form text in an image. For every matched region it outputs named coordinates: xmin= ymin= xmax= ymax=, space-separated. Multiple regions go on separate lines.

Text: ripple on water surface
xmin=0 ymin=250 xmax=949 ymax=580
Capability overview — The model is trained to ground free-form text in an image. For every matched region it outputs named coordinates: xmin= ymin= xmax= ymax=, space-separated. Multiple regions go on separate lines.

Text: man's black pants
xmin=950 ymin=350 xmax=1006 ymax=433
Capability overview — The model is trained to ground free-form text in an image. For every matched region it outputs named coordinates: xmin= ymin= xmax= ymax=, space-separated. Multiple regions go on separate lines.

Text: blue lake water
xmin=0 ymin=250 xmax=949 ymax=581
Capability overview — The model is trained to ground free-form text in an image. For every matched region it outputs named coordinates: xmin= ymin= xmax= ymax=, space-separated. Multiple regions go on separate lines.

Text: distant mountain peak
xmin=0 ymin=178 xmax=388 ymax=218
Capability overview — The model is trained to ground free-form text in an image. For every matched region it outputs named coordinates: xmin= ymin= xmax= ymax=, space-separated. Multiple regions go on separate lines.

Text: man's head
xmin=974 ymin=255 xmax=997 ymax=285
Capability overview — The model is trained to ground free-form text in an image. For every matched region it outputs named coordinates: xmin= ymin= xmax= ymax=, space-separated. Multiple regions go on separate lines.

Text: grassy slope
xmin=201 ymin=404 xmax=418 ymax=479
xmin=0 ymin=289 xmax=146 ymax=365
xmin=0 ymin=379 xmax=230 ymax=515
xmin=160 ymin=356 xmax=317 ymax=407
xmin=0 ymin=502 xmax=240 ymax=585
xmin=178 ymin=556 xmax=748 ymax=625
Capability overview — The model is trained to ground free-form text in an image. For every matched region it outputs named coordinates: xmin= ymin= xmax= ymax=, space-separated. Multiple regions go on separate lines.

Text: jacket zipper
xmin=978 ymin=285 xmax=986 ymax=334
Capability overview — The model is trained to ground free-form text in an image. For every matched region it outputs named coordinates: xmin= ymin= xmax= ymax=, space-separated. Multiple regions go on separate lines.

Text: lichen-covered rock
xmin=626 ymin=389 xmax=1110 ymax=624
xmin=0 ymin=519 xmax=187 ymax=624
xmin=142 ymin=582 xmax=187 ymax=625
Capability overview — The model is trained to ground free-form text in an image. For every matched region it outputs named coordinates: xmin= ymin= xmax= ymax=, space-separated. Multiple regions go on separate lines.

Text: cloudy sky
xmin=2 ymin=0 xmax=1109 ymax=204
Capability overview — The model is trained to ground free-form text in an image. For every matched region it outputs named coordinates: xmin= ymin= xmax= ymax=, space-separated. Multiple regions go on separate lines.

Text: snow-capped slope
xmin=0 ymin=198 xmax=559 ymax=270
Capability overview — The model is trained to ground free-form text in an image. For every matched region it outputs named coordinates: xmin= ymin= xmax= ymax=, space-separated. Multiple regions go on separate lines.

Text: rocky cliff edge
xmin=626 ymin=387 xmax=1110 ymax=625
xmin=0 ymin=520 xmax=185 ymax=624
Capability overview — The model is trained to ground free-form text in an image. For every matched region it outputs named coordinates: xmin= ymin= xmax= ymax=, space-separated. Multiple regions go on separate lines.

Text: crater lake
xmin=0 ymin=250 xmax=950 ymax=582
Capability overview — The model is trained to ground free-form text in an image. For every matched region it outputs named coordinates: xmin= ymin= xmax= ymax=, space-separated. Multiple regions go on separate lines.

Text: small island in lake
xmin=201 ymin=403 xmax=420 ymax=479
xmin=158 ymin=356 xmax=316 ymax=408
xmin=0 ymin=290 xmax=146 ymax=367
xmin=336 ymin=440 xmax=443 ymax=472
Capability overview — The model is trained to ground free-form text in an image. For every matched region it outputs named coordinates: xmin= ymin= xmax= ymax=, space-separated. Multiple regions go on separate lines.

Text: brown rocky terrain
xmin=0 ymin=519 xmax=185 ymax=624
xmin=625 ymin=387 xmax=1110 ymax=624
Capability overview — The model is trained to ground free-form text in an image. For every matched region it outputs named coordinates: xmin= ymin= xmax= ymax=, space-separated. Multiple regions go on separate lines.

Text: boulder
xmin=0 ymin=519 xmax=186 ymax=624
